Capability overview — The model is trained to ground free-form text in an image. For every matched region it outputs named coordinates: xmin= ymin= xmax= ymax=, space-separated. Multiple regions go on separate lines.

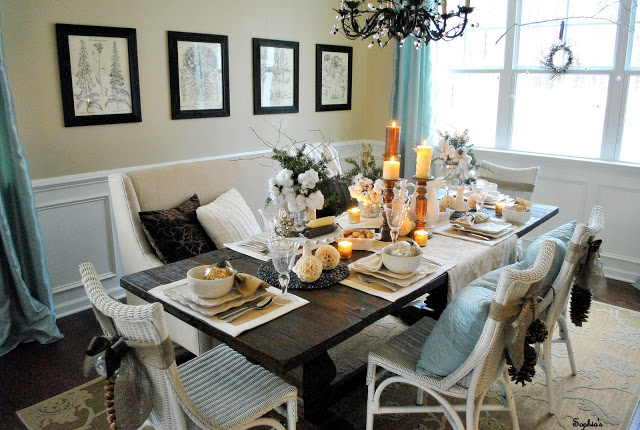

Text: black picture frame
xmin=316 ymin=44 xmax=353 ymax=112
xmin=55 ymin=23 xmax=142 ymax=127
xmin=168 ymin=31 xmax=230 ymax=120
xmin=252 ymin=38 xmax=299 ymax=115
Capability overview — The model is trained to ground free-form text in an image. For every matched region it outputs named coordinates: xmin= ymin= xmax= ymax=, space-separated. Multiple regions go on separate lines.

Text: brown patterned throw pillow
xmin=139 ymin=194 xmax=216 ymax=264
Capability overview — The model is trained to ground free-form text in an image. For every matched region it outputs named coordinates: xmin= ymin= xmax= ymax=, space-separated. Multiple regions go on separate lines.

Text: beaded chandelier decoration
xmin=331 ymin=0 xmax=475 ymax=49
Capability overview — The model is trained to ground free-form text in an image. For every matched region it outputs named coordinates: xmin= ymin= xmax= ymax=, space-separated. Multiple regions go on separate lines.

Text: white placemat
xmin=340 ymin=262 xmax=454 ymax=302
xmin=150 ymin=280 xmax=309 ymax=337
xmin=433 ymin=223 xmax=516 ymax=246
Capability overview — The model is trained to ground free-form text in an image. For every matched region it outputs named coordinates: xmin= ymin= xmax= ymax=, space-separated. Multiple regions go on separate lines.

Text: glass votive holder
xmin=495 ymin=201 xmax=506 ymax=217
xmin=347 ymin=207 xmax=361 ymax=224
xmin=414 ymin=229 xmax=428 ymax=247
xmin=337 ymin=240 xmax=353 ymax=259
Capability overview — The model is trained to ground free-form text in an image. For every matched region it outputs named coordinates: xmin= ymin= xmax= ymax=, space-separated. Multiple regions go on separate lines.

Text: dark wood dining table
xmin=120 ymin=203 xmax=558 ymax=424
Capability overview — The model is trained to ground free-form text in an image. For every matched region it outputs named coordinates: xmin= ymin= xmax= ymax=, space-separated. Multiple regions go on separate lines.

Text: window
xmin=432 ymin=0 xmax=639 ymax=164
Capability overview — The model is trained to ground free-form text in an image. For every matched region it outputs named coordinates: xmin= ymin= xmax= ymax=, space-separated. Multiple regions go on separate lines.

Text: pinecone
xmin=525 ymin=318 xmax=548 ymax=344
xmin=570 ymin=283 xmax=592 ymax=326
xmin=506 ymin=344 xmax=538 ymax=386
xmin=104 ymin=376 xmax=118 ymax=430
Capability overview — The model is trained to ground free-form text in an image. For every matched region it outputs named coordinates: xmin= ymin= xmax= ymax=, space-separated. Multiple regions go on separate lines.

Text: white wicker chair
xmin=365 ymin=240 xmax=556 ymax=430
xmin=477 ymin=160 xmax=540 ymax=201
xmin=79 ymin=262 xmax=297 ymax=430
xmin=534 ymin=205 xmax=604 ymax=414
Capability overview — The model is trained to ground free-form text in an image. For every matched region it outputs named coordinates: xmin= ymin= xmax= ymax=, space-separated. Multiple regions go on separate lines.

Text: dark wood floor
xmin=1 ymin=279 xmax=638 ymax=430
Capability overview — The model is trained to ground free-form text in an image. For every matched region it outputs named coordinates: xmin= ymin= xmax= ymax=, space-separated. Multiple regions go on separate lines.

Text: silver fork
xmin=422 ymin=257 xmax=443 ymax=266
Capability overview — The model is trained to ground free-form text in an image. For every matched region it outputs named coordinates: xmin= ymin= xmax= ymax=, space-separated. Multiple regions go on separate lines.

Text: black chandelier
xmin=331 ymin=0 xmax=475 ymax=49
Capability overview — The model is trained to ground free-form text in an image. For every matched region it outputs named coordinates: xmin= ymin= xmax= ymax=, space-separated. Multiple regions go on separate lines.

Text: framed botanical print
xmin=55 ymin=24 xmax=142 ymax=127
xmin=252 ymin=38 xmax=299 ymax=115
xmin=168 ymin=31 xmax=230 ymax=119
xmin=316 ymin=44 xmax=353 ymax=112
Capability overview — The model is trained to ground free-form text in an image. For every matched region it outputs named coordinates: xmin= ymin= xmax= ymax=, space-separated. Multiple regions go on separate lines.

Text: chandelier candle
xmin=414 ymin=140 xmax=433 ymax=178
xmin=385 ymin=121 xmax=400 ymax=159
xmin=383 ymin=157 xmax=400 ymax=180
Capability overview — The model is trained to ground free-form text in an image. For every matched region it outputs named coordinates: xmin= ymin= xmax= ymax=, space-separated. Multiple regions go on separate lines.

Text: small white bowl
xmin=381 ymin=244 xmax=423 ymax=274
xmin=187 ymin=265 xmax=235 ymax=298
xmin=502 ymin=207 xmax=532 ymax=224
xmin=437 ymin=208 xmax=454 ymax=222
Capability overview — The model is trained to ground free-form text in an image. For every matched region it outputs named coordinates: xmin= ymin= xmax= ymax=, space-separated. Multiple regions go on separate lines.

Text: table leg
xmin=302 ymin=352 xmax=337 ymax=419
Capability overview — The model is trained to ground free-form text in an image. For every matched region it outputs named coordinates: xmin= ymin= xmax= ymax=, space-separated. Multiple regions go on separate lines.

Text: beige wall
xmin=0 ymin=0 xmax=393 ymax=179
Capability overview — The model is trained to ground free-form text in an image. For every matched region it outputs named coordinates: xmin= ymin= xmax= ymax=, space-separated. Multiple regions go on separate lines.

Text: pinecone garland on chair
xmin=506 ymin=318 xmax=548 ymax=386
xmin=526 ymin=318 xmax=549 ymax=344
xmin=570 ymin=283 xmax=592 ymax=326
xmin=104 ymin=376 xmax=118 ymax=430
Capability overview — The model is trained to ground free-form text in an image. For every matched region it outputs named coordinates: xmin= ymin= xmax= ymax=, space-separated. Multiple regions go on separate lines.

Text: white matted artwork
xmin=316 ymin=44 xmax=352 ymax=112
xmin=56 ymin=24 xmax=142 ymax=127
xmin=252 ymin=38 xmax=299 ymax=115
xmin=177 ymin=41 xmax=223 ymax=110
xmin=321 ymin=52 xmax=349 ymax=105
xmin=260 ymin=46 xmax=294 ymax=107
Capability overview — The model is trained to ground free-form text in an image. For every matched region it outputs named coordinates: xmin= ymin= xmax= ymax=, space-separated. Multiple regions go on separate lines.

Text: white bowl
xmin=381 ymin=245 xmax=423 ymax=274
xmin=187 ymin=265 xmax=235 ymax=298
xmin=502 ymin=207 xmax=532 ymax=224
xmin=437 ymin=208 xmax=454 ymax=222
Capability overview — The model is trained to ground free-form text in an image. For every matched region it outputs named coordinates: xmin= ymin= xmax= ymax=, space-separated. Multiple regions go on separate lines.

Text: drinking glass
xmin=267 ymin=237 xmax=300 ymax=305
xmin=472 ymin=179 xmax=489 ymax=213
xmin=384 ymin=199 xmax=410 ymax=248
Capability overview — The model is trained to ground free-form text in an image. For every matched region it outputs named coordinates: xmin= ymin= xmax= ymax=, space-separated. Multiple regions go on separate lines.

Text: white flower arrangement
xmin=348 ymin=174 xmax=385 ymax=205
xmin=437 ymin=139 xmax=472 ymax=166
xmin=268 ymin=168 xmax=325 ymax=212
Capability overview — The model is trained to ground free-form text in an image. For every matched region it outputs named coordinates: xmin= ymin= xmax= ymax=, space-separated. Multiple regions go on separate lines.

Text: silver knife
xmin=216 ymin=296 xmax=266 ymax=319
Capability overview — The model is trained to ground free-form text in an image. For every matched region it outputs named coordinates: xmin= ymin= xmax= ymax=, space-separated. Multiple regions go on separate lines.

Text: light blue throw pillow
xmin=416 ymin=286 xmax=495 ymax=377
xmin=416 ymin=221 xmax=577 ymax=377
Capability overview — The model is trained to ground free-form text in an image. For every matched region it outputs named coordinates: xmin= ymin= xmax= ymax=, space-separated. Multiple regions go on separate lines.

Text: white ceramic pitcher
xmin=425 ymin=180 xmax=443 ymax=231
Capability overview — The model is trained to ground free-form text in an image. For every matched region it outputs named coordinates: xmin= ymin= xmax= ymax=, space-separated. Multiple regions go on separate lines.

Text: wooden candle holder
xmin=380 ymin=178 xmax=399 ymax=242
xmin=412 ymin=176 xmax=433 ymax=238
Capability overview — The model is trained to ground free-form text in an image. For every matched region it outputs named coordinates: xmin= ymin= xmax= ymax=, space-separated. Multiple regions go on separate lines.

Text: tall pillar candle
xmin=414 ymin=140 xmax=433 ymax=178
xmin=383 ymin=157 xmax=400 ymax=180
xmin=385 ymin=121 xmax=400 ymax=158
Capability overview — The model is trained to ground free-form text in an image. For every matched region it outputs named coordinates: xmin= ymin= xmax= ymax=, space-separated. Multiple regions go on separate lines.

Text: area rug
xmin=16 ymin=301 xmax=640 ymax=430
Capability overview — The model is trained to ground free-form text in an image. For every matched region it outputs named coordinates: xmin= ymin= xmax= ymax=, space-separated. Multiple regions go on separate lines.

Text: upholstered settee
xmin=108 ymin=153 xmax=277 ymax=354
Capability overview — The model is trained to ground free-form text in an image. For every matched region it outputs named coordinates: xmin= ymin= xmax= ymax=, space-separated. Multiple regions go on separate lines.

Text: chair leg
xmin=286 ymin=399 xmax=297 ymax=430
xmin=542 ymin=337 xmax=556 ymax=415
xmin=500 ymin=369 xmax=520 ymax=430
xmin=558 ymin=315 xmax=577 ymax=376
xmin=366 ymin=363 xmax=377 ymax=430
xmin=416 ymin=388 xmax=424 ymax=405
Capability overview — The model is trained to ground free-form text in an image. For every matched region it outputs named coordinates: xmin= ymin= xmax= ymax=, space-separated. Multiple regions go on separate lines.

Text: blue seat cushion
xmin=416 ymin=221 xmax=577 ymax=377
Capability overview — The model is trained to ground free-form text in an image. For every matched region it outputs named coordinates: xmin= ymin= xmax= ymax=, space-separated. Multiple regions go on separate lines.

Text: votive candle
xmin=414 ymin=229 xmax=428 ymax=247
xmin=414 ymin=140 xmax=433 ymax=178
xmin=385 ymin=121 xmax=400 ymax=158
xmin=383 ymin=156 xmax=400 ymax=180
xmin=347 ymin=207 xmax=361 ymax=224
xmin=337 ymin=240 xmax=353 ymax=259
xmin=495 ymin=201 xmax=506 ymax=217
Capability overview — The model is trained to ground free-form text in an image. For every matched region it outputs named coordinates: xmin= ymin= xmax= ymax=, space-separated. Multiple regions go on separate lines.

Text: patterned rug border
xmin=16 ymin=377 xmax=106 ymax=430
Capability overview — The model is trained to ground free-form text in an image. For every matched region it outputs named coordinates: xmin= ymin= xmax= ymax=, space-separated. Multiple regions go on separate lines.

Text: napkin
xmin=234 ymin=273 xmax=270 ymax=297
xmin=454 ymin=212 xmax=490 ymax=227
xmin=353 ymin=253 xmax=383 ymax=272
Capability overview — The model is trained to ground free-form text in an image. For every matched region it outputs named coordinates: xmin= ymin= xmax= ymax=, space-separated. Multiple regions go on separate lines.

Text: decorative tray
xmin=257 ymin=257 xmax=350 ymax=291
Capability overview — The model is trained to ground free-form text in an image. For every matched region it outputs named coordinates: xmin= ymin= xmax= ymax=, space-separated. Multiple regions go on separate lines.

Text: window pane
xmin=631 ymin=15 xmax=640 ymax=67
xmin=620 ymin=76 xmax=640 ymax=163
xmin=518 ymin=0 xmax=617 ymax=68
xmin=512 ymin=74 xmax=608 ymax=158
xmin=432 ymin=0 xmax=507 ymax=69
xmin=433 ymin=73 xmax=499 ymax=148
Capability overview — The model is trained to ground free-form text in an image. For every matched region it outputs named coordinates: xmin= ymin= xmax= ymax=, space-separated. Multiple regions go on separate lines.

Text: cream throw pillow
xmin=196 ymin=188 xmax=261 ymax=248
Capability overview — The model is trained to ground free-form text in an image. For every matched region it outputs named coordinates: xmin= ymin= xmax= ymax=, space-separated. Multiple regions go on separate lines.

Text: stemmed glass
xmin=472 ymin=179 xmax=489 ymax=213
xmin=267 ymin=237 xmax=300 ymax=305
xmin=384 ymin=198 xmax=410 ymax=248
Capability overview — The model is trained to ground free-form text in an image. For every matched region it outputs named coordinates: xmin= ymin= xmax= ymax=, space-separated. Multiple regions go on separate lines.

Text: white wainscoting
xmin=32 ymin=142 xmax=639 ymax=318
